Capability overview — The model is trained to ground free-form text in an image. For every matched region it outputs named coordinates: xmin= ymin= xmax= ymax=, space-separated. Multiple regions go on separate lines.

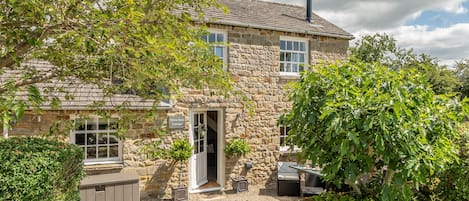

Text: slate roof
xmin=204 ymin=0 xmax=353 ymax=39
xmin=1 ymin=60 xmax=171 ymax=110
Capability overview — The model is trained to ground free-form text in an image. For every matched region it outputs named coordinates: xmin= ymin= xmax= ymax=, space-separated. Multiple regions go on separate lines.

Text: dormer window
xmin=280 ymin=37 xmax=308 ymax=74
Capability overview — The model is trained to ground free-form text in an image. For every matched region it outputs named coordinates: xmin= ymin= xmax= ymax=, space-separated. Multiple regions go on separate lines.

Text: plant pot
xmin=172 ymin=185 xmax=188 ymax=201
xmin=232 ymin=176 xmax=249 ymax=193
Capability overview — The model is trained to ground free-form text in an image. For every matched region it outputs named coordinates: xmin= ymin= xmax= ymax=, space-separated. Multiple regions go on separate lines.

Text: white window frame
xmin=279 ymin=36 xmax=309 ymax=76
xmin=279 ymin=125 xmax=301 ymax=152
xmin=203 ymin=29 xmax=228 ymax=70
xmin=70 ymin=115 xmax=122 ymax=165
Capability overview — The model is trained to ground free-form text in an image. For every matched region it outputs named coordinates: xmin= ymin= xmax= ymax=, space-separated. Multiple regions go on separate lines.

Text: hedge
xmin=0 ymin=137 xmax=84 ymax=201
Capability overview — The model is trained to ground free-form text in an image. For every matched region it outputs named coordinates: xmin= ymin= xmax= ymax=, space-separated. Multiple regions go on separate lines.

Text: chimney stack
xmin=306 ymin=0 xmax=313 ymax=23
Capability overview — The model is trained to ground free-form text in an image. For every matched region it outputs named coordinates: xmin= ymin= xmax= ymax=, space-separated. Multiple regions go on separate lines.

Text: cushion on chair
xmin=278 ymin=172 xmax=299 ymax=181
xmin=278 ymin=162 xmax=299 ymax=181
xmin=278 ymin=162 xmax=298 ymax=173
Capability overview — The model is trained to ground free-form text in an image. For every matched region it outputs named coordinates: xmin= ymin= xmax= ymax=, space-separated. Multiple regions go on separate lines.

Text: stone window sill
xmin=84 ymin=163 xmax=124 ymax=171
xmin=280 ymin=147 xmax=302 ymax=155
xmin=276 ymin=73 xmax=301 ymax=80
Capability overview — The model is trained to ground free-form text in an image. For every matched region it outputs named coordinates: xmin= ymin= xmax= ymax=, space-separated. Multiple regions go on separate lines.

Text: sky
xmin=263 ymin=0 xmax=469 ymax=65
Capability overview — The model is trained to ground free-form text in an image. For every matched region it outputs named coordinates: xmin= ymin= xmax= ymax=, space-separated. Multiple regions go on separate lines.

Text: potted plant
xmin=224 ymin=139 xmax=251 ymax=193
xmin=168 ymin=139 xmax=193 ymax=201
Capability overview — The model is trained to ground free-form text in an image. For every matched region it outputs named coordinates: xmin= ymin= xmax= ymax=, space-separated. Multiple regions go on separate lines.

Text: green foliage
xmin=455 ymin=59 xmax=469 ymax=98
xmin=168 ymin=139 xmax=193 ymax=162
xmin=350 ymin=33 xmax=459 ymax=95
xmin=283 ymin=59 xmax=462 ymax=200
xmin=0 ymin=0 xmax=235 ymax=122
xmin=350 ymin=33 xmax=398 ymax=64
xmin=224 ymin=139 xmax=251 ymax=156
xmin=306 ymin=192 xmax=375 ymax=201
xmin=0 ymin=137 xmax=84 ymax=201
xmin=416 ymin=122 xmax=469 ymax=201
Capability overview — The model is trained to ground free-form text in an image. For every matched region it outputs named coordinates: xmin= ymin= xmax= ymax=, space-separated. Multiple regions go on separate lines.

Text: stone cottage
xmin=6 ymin=0 xmax=352 ymax=199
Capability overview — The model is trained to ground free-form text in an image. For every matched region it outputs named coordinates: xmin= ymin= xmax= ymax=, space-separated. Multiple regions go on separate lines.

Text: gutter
xmin=212 ymin=20 xmax=355 ymax=40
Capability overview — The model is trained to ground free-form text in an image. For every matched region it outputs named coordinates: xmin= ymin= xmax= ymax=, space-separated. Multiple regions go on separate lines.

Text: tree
xmin=350 ymin=33 xmax=459 ymax=95
xmin=0 ymin=0 xmax=233 ymax=135
xmin=455 ymin=59 xmax=469 ymax=98
xmin=282 ymin=60 xmax=464 ymax=200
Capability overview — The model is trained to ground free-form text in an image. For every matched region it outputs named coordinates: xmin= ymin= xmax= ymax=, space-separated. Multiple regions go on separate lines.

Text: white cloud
xmin=311 ymin=0 xmax=467 ymax=32
xmin=261 ymin=0 xmax=469 ymax=64
xmin=390 ymin=23 xmax=469 ymax=65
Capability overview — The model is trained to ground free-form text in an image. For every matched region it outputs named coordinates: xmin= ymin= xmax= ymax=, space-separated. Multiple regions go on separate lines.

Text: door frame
xmin=189 ymin=108 xmax=225 ymax=193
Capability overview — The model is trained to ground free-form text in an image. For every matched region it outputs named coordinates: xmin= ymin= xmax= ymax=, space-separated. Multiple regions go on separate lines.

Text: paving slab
xmin=190 ymin=185 xmax=302 ymax=201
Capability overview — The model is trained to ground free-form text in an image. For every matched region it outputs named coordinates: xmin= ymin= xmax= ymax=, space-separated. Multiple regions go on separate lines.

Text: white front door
xmin=192 ymin=112 xmax=208 ymax=187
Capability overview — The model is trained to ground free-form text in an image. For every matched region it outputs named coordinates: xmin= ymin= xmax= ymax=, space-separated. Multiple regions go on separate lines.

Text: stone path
xmin=189 ymin=185 xmax=302 ymax=201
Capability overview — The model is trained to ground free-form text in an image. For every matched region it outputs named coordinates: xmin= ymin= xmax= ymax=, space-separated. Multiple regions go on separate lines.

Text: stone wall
xmin=9 ymin=24 xmax=348 ymax=200
xmin=172 ymin=24 xmax=348 ymax=189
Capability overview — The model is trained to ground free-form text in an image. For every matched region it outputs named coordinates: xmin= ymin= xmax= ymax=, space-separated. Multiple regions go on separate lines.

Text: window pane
xmin=109 ymin=119 xmax=118 ymax=130
xmin=98 ymin=134 xmax=108 ymax=144
xmin=200 ymin=114 xmax=204 ymax=124
xmin=98 ymin=146 xmax=108 ymax=158
xmin=293 ymin=42 xmax=299 ymax=51
xmin=76 ymin=134 xmax=85 ymax=145
xmin=280 ymin=63 xmax=284 ymax=72
xmin=215 ymin=47 xmax=224 ymax=58
xmin=209 ymin=33 xmax=216 ymax=43
xmin=194 ymin=129 xmax=199 ymax=143
xmin=286 ymin=63 xmax=291 ymax=72
xmin=194 ymin=142 xmax=199 ymax=154
xmin=300 ymin=54 xmax=305 ymax=62
xmin=280 ymin=40 xmax=286 ymax=50
xmin=109 ymin=133 xmax=119 ymax=144
xmin=300 ymin=42 xmax=305 ymax=51
xmin=216 ymin=34 xmax=224 ymax=42
xmin=280 ymin=52 xmax=285 ymax=61
xmin=285 ymin=53 xmax=291 ymax=61
xmin=299 ymin=65 xmax=304 ymax=72
xmin=287 ymin=41 xmax=292 ymax=50
xmin=87 ymin=147 xmax=96 ymax=159
xmin=292 ymin=53 xmax=297 ymax=62
xmin=109 ymin=146 xmax=119 ymax=157
xmin=292 ymin=64 xmax=298 ymax=72
xmin=75 ymin=119 xmax=86 ymax=131
xmin=87 ymin=134 xmax=96 ymax=145
xmin=98 ymin=120 xmax=108 ymax=130
xmin=88 ymin=120 xmax=97 ymax=130
xmin=194 ymin=115 xmax=199 ymax=127
xmin=200 ymin=140 xmax=204 ymax=152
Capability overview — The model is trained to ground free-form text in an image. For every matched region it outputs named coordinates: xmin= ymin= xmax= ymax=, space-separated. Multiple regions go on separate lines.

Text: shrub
xmin=305 ymin=192 xmax=375 ymax=201
xmin=224 ymin=139 xmax=250 ymax=157
xmin=167 ymin=139 xmax=193 ymax=162
xmin=416 ymin=122 xmax=469 ymax=201
xmin=283 ymin=60 xmax=462 ymax=200
xmin=0 ymin=137 xmax=84 ymax=201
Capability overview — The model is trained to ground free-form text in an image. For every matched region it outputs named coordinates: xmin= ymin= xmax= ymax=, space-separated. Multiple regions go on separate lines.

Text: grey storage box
xmin=277 ymin=162 xmax=300 ymax=196
xmin=80 ymin=172 xmax=140 ymax=201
